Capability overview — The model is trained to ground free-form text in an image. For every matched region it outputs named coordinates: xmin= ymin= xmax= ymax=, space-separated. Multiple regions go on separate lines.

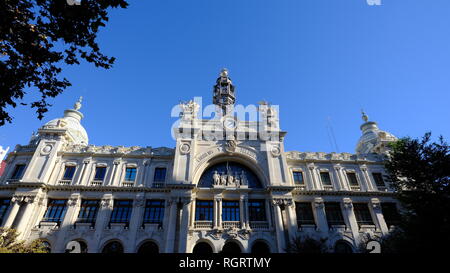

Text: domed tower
xmin=19 ymin=97 xmax=88 ymax=183
xmin=213 ymin=68 xmax=236 ymax=116
xmin=36 ymin=97 xmax=88 ymax=145
xmin=356 ymin=111 xmax=397 ymax=155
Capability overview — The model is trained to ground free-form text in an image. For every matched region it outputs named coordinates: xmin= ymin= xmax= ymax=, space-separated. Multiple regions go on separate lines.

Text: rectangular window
xmin=347 ymin=173 xmax=359 ymax=186
xmin=222 ymin=201 xmax=240 ymax=221
xmin=63 ymin=166 xmax=76 ymax=180
xmin=320 ymin=172 xmax=332 ymax=186
xmin=42 ymin=199 xmax=68 ymax=224
xmin=372 ymin=173 xmax=385 ymax=188
xmin=109 ymin=200 xmax=133 ymax=224
xmin=154 ymin=168 xmax=166 ymax=182
xmin=381 ymin=203 xmax=400 ymax=228
xmin=143 ymin=200 xmax=165 ymax=224
xmin=353 ymin=203 xmax=374 ymax=226
xmin=248 ymin=200 xmax=266 ymax=221
xmin=125 ymin=167 xmax=137 ymax=181
xmin=0 ymin=199 xmax=11 ymax=224
xmin=295 ymin=202 xmax=315 ymax=226
xmin=195 ymin=200 xmax=213 ymax=221
xmin=292 ymin=171 xmax=304 ymax=185
xmin=10 ymin=164 xmax=26 ymax=180
xmin=324 ymin=202 xmax=345 ymax=226
xmin=76 ymin=200 xmax=100 ymax=224
xmin=94 ymin=167 xmax=107 ymax=181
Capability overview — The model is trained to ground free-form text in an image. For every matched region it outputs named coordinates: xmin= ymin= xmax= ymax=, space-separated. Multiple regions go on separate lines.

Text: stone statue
xmin=234 ymin=172 xmax=240 ymax=187
xmin=227 ymin=173 xmax=234 ymax=186
xmin=240 ymin=171 xmax=248 ymax=186
xmin=220 ymin=173 xmax=227 ymax=186
xmin=213 ymin=170 xmax=220 ymax=186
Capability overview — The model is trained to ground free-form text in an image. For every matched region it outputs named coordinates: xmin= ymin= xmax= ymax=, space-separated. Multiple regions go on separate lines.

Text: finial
xmin=361 ymin=109 xmax=368 ymax=122
xmin=220 ymin=68 xmax=228 ymax=77
xmin=74 ymin=96 xmax=83 ymax=111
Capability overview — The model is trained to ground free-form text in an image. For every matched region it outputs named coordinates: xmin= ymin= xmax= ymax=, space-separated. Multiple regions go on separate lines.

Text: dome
xmin=40 ymin=97 xmax=89 ymax=145
xmin=355 ymin=113 xmax=397 ymax=155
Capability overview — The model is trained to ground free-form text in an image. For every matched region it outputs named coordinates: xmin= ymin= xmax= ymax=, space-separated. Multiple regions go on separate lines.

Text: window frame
xmin=195 ymin=200 xmax=214 ymax=221
xmin=320 ymin=171 xmax=332 ymax=186
xmin=153 ymin=167 xmax=167 ymax=182
xmin=10 ymin=164 xmax=26 ymax=180
xmin=42 ymin=199 xmax=68 ymax=225
xmin=93 ymin=166 xmax=107 ymax=181
xmin=295 ymin=202 xmax=315 ymax=226
xmin=248 ymin=200 xmax=266 ymax=222
xmin=292 ymin=171 xmax=305 ymax=185
xmin=76 ymin=199 xmax=100 ymax=224
xmin=143 ymin=199 xmax=165 ymax=225
xmin=109 ymin=200 xmax=133 ymax=225
xmin=124 ymin=167 xmax=137 ymax=182
xmin=324 ymin=202 xmax=345 ymax=226
xmin=353 ymin=203 xmax=374 ymax=226
xmin=346 ymin=172 xmax=359 ymax=186
xmin=62 ymin=165 xmax=77 ymax=180
xmin=222 ymin=200 xmax=240 ymax=222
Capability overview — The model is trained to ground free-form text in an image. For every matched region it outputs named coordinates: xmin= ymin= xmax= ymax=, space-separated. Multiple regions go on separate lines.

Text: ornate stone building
xmin=0 ymin=70 xmax=400 ymax=253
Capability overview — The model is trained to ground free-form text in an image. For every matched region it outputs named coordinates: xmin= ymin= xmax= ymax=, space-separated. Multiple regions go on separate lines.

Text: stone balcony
xmin=122 ymin=181 xmax=135 ymax=187
xmin=58 ymin=180 xmax=72 ymax=185
xmin=90 ymin=180 xmax=103 ymax=186
xmin=194 ymin=221 xmax=213 ymax=229
xmin=222 ymin=221 xmax=240 ymax=229
xmin=249 ymin=221 xmax=270 ymax=230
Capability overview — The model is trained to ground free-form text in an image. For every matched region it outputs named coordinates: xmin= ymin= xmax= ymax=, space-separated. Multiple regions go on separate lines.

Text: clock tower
xmin=213 ymin=68 xmax=236 ymax=117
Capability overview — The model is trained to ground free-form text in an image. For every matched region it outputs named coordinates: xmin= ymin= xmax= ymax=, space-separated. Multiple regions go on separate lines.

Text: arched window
xmin=198 ymin=162 xmax=262 ymax=188
xmin=137 ymin=241 xmax=159 ymax=254
xmin=221 ymin=241 xmax=241 ymax=253
xmin=102 ymin=241 xmax=124 ymax=253
xmin=334 ymin=240 xmax=353 ymax=253
xmin=193 ymin=242 xmax=213 ymax=254
xmin=251 ymin=241 xmax=270 ymax=254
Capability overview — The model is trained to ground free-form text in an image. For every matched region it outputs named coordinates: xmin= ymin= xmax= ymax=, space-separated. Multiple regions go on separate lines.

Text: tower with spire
xmin=356 ymin=110 xmax=397 ymax=155
xmin=213 ymin=68 xmax=236 ymax=117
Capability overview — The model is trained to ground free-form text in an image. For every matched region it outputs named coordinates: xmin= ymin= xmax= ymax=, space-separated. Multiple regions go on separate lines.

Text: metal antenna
xmin=326 ymin=116 xmax=340 ymax=153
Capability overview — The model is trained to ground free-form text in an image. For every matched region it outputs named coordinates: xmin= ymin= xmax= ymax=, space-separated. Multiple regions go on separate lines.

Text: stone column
xmin=2 ymin=196 xmax=22 ymax=228
xmin=342 ymin=198 xmax=359 ymax=241
xmin=74 ymin=159 xmax=88 ymax=185
xmin=189 ymin=197 xmax=196 ymax=228
xmin=313 ymin=197 xmax=328 ymax=233
xmin=79 ymin=159 xmax=93 ymax=186
xmin=214 ymin=195 xmax=222 ymax=229
xmin=332 ymin=166 xmax=343 ymax=191
xmin=307 ymin=164 xmax=319 ymax=190
xmin=15 ymin=196 xmax=38 ymax=238
xmin=54 ymin=194 xmax=81 ymax=253
xmin=360 ymin=166 xmax=375 ymax=191
xmin=265 ymin=199 xmax=273 ymax=229
xmin=93 ymin=195 xmax=114 ymax=252
xmin=125 ymin=194 xmax=145 ymax=253
xmin=244 ymin=196 xmax=250 ymax=230
xmin=285 ymin=200 xmax=297 ymax=239
xmin=178 ymin=197 xmax=193 ymax=253
xmin=272 ymin=198 xmax=288 ymax=253
xmin=164 ymin=198 xmax=178 ymax=253
xmin=370 ymin=198 xmax=389 ymax=235
xmin=239 ymin=195 xmax=245 ymax=229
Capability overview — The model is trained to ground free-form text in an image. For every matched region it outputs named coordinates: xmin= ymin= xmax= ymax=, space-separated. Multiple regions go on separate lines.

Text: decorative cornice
xmin=285 ymin=151 xmax=385 ymax=163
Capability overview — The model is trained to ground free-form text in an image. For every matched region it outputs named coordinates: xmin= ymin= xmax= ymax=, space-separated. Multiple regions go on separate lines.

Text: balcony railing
xmin=90 ymin=180 xmax=103 ymax=186
xmin=122 ymin=181 xmax=135 ymax=187
xmin=350 ymin=185 xmax=361 ymax=191
xmin=58 ymin=180 xmax=72 ymax=185
xmin=323 ymin=185 xmax=334 ymax=191
xmin=249 ymin=221 xmax=269 ymax=230
xmin=194 ymin=221 xmax=213 ymax=229
xmin=222 ymin=221 xmax=240 ymax=229
xmin=294 ymin=185 xmax=307 ymax=191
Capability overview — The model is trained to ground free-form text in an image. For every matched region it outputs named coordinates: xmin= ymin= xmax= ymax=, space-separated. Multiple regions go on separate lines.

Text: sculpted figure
xmin=213 ymin=170 xmax=220 ymax=186
xmin=234 ymin=172 xmax=240 ymax=187
xmin=220 ymin=173 xmax=227 ymax=185
xmin=240 ymin=171 xmax=248 ymax=185
xmin=227 ymin=173 xmax=234 ymax=186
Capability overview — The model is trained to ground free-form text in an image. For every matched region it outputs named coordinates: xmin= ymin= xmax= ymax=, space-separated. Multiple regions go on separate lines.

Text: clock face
xmin=223 ymin=118 xmax=237 ymax=130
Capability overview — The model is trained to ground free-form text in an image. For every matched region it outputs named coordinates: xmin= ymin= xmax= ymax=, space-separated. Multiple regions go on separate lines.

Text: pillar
xmin=164 ymin=198 xmax=178 ymax=253
xmin=370 ymin=198 xmax=389 ymax=235
xmin=54 ymin=194 xmax=81 ymax=253
xmin=272 ymin=198 xmax=287 ymax=253
xmin=126 ymin=194 xmax=145 ymax=253
xmin=342 ymin=198 xmax=359 ymax=241
xmin=313 ymin=197 xmax=328 ymax=233
xmin=2 ymin=196 xmax=22 ymax=228
xmin=178 ymin=197 xmax=193 ymax=253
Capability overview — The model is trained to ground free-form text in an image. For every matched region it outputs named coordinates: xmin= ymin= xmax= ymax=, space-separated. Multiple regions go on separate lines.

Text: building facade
xmin=0 ymin=70 xmax=400 ymax=253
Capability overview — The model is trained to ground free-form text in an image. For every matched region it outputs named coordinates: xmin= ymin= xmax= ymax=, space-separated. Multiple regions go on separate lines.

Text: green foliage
xmin=0 ymin=0 xmax=129 ymax=125
xmin=384 ymin=132 xmax=450 ymax=253
xmin=0 ymin=227 xmax=49 ymax=253
xmin=285 ymin=235 xmax=330 ymax=253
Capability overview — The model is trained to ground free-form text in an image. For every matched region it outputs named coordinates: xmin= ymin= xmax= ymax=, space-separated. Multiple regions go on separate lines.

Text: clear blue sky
xmin=1 ymin=0 xmax=449 ymax=154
